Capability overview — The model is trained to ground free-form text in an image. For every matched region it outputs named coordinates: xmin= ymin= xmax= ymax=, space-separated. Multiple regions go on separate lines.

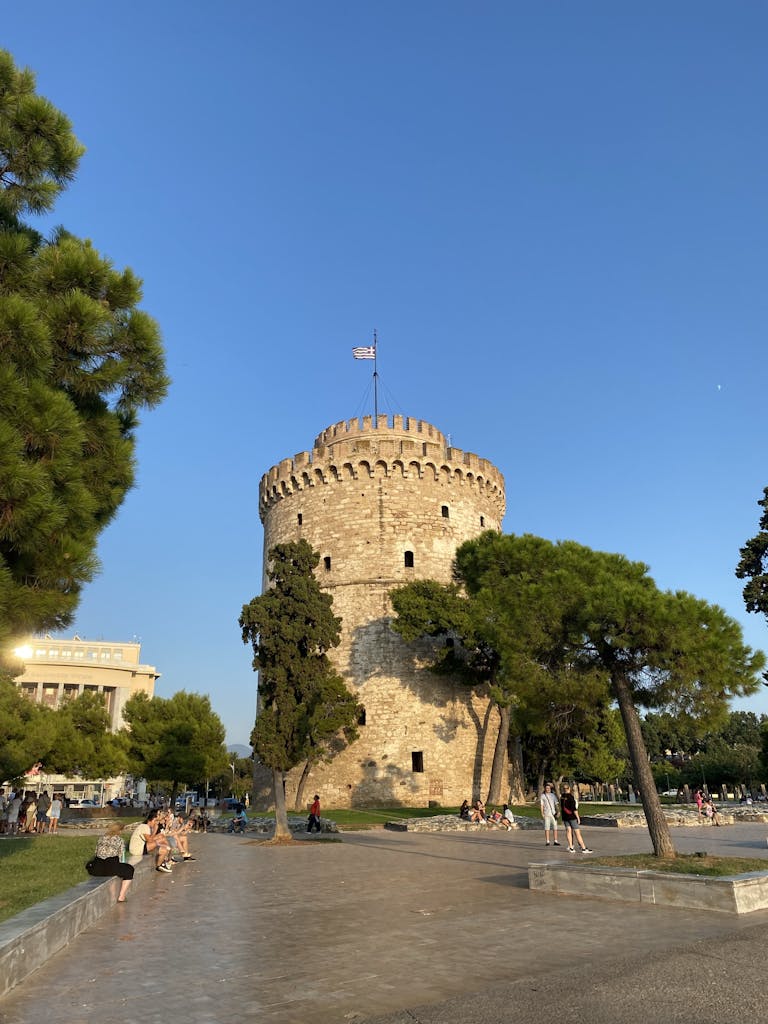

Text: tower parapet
xmin=259 ymin=415 xmax=505 ymax=522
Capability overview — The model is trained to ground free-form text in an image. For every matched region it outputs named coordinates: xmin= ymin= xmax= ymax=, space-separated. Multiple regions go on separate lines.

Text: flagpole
xmin=373 ymin=329 xmax=378 ymax=422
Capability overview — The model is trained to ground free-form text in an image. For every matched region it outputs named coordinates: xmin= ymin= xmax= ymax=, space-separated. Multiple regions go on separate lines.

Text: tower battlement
xmin=259 ymin=415 xmax=505 ymax=521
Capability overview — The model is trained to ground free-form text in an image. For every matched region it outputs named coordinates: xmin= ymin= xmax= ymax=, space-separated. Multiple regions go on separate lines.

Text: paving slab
xmin=0 ymin=821 xmax=767 ymax=1023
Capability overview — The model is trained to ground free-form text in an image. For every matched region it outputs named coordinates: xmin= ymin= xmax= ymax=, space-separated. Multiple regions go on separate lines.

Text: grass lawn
xmin=0 ymin=835 xmax=95 ymax=924
xmin=588 ymin=853 xmax=768 ymax=877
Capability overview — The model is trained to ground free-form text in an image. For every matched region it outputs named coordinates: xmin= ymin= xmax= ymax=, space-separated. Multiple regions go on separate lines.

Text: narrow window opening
xmin=297 ymin=513 xmax=303 ymax=525
xmin=323 ymin=556 xmax=332 ymax=571
xmin=441 ymin=505 xmax=449 ymax=518
xmin=411 ymin=751 xmax=424 ymax=773
xmin=357 ymin=707 xmax=367 ymax=726
xmin=480 ymin=515 xmax=485 ymax=527
xmin=404 ymin=550 xmax=414 ymax=568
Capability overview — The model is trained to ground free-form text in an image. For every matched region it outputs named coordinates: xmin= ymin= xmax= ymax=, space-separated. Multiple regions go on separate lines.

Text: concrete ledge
xmin=0 ymin=856 xmax=154 ymax=998
xmin=528 ymin=860 xmax=768 ymax=914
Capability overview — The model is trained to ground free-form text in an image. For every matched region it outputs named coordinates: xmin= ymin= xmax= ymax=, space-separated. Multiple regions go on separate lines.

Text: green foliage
xmin=240 ymin=540 xmax=358 ymax=773
xmin=0 ymin=673 xmax=57 ymax=782
xmin=736 ymin=486 xmax=768 ymax=622
xmin=0 ymin=49 xmax=168 ymax=649
xmin=444 ymin=533 xmax=765 ymax=856
xmin=46 ymin=690 xmax=127 ymax=779
xmin=0 ymin=51 xmax=84 ymax=220
xmin=121 ymin=690 xmax=228 ymax=793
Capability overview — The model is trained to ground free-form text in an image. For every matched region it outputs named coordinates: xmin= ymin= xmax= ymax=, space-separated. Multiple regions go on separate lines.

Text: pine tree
xmin=0 ymin=49 xmax=168 ymax=651
xmin=240 ymin=540 xmax=359 ymax=839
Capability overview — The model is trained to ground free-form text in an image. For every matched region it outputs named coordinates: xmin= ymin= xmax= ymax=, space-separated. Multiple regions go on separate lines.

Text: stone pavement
xmin=1 ymin=821 xmax=768 ymax=1024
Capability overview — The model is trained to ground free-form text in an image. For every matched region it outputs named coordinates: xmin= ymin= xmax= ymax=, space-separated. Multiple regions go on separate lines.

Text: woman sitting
xmin=459 ymin=800 xmax=471 ymax=820
xmin=470 ymin=799 xmax=486 ymax=823
xmin=88 ymin=823 xmax=134 ymax=902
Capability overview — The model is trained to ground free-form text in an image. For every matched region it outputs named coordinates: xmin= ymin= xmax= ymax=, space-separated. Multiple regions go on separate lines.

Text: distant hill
xmin=227 ymin=744 xmax=252 ymax=758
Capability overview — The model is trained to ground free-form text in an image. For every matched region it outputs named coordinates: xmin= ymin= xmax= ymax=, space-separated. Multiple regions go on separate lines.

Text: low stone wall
xmin=0 ymin=856 xmax=154 ymax=999
xmin=528 ymin=860 xmax=768 ymax=914
xmin=385 ymin=806 xmax=768 ymax=833
xmin=385 ymin=814 xmax=531 ymax=832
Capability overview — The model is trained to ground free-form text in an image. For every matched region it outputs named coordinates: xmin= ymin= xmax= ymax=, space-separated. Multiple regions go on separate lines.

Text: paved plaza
xmin=2 ymin=821 xmax=768 ymax=1024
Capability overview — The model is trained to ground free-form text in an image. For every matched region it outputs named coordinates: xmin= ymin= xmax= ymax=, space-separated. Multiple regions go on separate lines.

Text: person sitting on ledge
xmin=87 ymin=823 xmax=134 ymax=902
xmin=470 ymin=799 xmax=486 ymax=823
xmin=459 ymin=800 xmax=471 ymax=820
xmin=228 ymin=805 xmax=248 ymax=833
xmin=128 ymin=810 xmax=174 ymax=873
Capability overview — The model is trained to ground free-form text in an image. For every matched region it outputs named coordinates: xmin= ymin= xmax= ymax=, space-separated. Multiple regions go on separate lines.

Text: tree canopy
xmin=736 ymin=485 xmax=768 ymax=627
xmin=0 ymin=49 xmax=168 ymax=651
xmin=121 ymin=690 xmax=228 ymax=800
xmin=240 ymin=540 xmax=359 ymax=838
xmin=395 ymin=532 xmax=765 ymax=857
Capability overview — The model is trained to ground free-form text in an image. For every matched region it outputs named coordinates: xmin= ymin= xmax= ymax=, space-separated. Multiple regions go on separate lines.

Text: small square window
xmin=441 ymin=505 xmax=449 ymax=518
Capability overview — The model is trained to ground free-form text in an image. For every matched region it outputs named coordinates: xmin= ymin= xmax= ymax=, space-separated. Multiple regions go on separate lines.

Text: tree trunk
xmin=486 ymin=704 xmax=510 ymax=804
xmin=272 ymin=768 xmax=291 ymax=840
xmin=613 ymin=672 xmax=676 ymax=858
xmin=294 ymin=760 xmax=311 ymax=812
xmin=507 ymin=733 xmax=526 ymax=804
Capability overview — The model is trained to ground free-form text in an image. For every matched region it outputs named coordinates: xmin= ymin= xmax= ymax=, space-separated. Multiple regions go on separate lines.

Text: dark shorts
xmin=89 ymin=856 xmax=134 ymax=880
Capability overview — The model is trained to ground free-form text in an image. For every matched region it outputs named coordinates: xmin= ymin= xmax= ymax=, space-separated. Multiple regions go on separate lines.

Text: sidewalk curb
xmin=0 ymin=856 xmax=154 ymax=998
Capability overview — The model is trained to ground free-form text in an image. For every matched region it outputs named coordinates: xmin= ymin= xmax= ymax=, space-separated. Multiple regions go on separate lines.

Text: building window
xmin=324 ymin=556 xmax=332 ymax=571
xmin=297 ymin=513 xmax=303 ymax=525
xmin=404 ymin=551 xmax=414 ymax=568
xmin=87 ymin=649 xmax=98 ymax=660
xmin=35 ymin=648 xmax=46 ymax=658
xmin=61 ymin=649 xmax=72 ymax=658
xmin=112 ymin=649 xmax=123 ymax=661
xmin=441 ymin=505 xmax=449 ymax=518
xmin=411 ymin=751 xmax=424 ymax=773
xmin=74 ymin=649 xmax=84 ymax=659
xmin=100 ymin=650 xmax=111 ymax=660
xmin=48 ymin=649 xmax=59 ymax=658
xmin=480 ymin=516 xmax=485 ymax=527
xmin=357 ymin=707 xmax=366 ymax=726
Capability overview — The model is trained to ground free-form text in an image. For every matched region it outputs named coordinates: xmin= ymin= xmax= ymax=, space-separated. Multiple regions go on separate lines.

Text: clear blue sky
xmin=4 ymin=4 xmax=768 ymax=745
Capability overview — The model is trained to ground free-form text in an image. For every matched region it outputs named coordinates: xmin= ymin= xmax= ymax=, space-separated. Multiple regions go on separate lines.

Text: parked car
xmin=69 ymin=798 xmax=99 ymax=807
xmin=221 ymin=798 xmax=243 ymax=811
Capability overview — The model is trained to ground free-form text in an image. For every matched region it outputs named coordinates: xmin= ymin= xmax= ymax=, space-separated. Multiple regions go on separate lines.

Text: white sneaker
xmin=568 ymin=846 xmax=575 ymax=852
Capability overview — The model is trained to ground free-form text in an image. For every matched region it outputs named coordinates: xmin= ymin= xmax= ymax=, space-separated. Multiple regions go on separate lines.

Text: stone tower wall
xmin=257 ymin=414 xmax=506 ymax=809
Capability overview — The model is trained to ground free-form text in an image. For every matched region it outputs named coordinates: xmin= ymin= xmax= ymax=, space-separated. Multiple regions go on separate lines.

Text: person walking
xmin=560 ymin=784 xmax=592 ymax=853
xmin=539 ymin=784 xmax=560 ymax=847
xmin=307 ymin=794 xmax=322 ymax=833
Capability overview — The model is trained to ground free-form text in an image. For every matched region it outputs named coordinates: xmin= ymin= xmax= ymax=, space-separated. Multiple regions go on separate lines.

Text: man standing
xmin=559 ymin=783 xmax=592 ymax=853
xmin=539 ymin=784 xmax=560 ymax=847
xmin=36 ymin=791 xmax=51 ymax=833
xmin=307 ymin=794 xmax=321 ymax=833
